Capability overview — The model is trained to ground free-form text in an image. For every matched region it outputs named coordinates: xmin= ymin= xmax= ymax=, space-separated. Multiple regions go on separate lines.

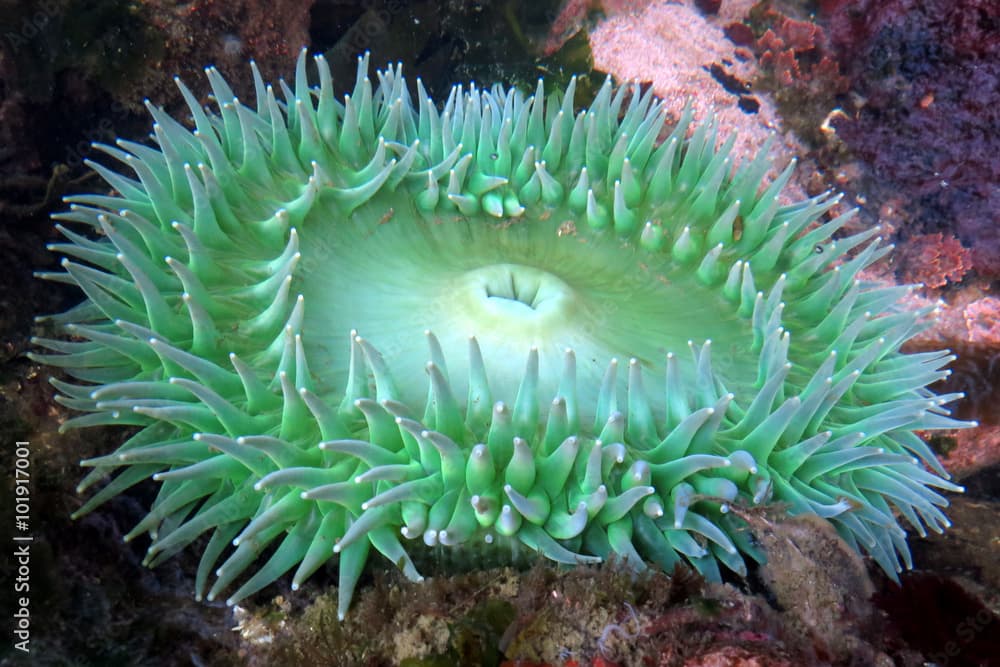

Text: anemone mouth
xmin=472 ymin=263 xmax=573 ymax=315
xmin=30 ymin=50 xmax=972 ymax=619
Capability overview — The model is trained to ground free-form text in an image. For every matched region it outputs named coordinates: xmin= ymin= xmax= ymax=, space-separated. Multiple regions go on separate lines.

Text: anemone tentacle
xmin=32 ymin=49 xmax=971 ymax=620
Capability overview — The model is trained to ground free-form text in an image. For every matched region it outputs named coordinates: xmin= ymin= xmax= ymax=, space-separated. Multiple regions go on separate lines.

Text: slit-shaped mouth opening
xmin=481 ymin=264 xmax=556 ymax=311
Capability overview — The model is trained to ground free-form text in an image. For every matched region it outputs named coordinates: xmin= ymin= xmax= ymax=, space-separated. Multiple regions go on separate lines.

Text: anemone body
xmin=32 ymin=51 xmax=970 ymax=619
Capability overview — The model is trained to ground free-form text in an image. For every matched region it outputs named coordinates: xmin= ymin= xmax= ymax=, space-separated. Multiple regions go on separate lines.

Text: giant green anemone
xmin=32 ymin=50 xmax=971 ymax=619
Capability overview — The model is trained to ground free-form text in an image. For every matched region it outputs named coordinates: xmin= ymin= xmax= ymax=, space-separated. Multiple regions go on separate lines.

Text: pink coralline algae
xmin=899 ymin=290 xmax=1000 ymax=472
xmin=898 ymin=289 xmax=1000 ymax=359
xmin=584 ymin=0 xmax=806 ymax=188
xmin=963 ymin=297 xmax=1000 ymax=348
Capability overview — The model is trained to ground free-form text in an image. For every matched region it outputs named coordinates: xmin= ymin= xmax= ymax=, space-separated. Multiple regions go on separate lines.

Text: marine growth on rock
xmin=32 ymin=50 xmax=971 ymax=619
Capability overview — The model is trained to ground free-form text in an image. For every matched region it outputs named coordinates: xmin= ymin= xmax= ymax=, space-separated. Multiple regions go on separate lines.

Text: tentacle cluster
xmin=32 ymin=50 xmax=971 ymax=619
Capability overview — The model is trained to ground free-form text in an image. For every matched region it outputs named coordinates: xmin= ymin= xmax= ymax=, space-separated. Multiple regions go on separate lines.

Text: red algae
xmin=823 ymin=0 xmax=1000 ymax=278
xmin=896 ymin=232 xmax=973 ymax=289
xmin=756 ymin=18 xmax=848 ymax=93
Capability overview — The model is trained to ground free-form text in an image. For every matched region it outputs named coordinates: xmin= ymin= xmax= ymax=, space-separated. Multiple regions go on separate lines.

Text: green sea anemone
xmin=32 ymin=50 xmax=971 ymax=619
